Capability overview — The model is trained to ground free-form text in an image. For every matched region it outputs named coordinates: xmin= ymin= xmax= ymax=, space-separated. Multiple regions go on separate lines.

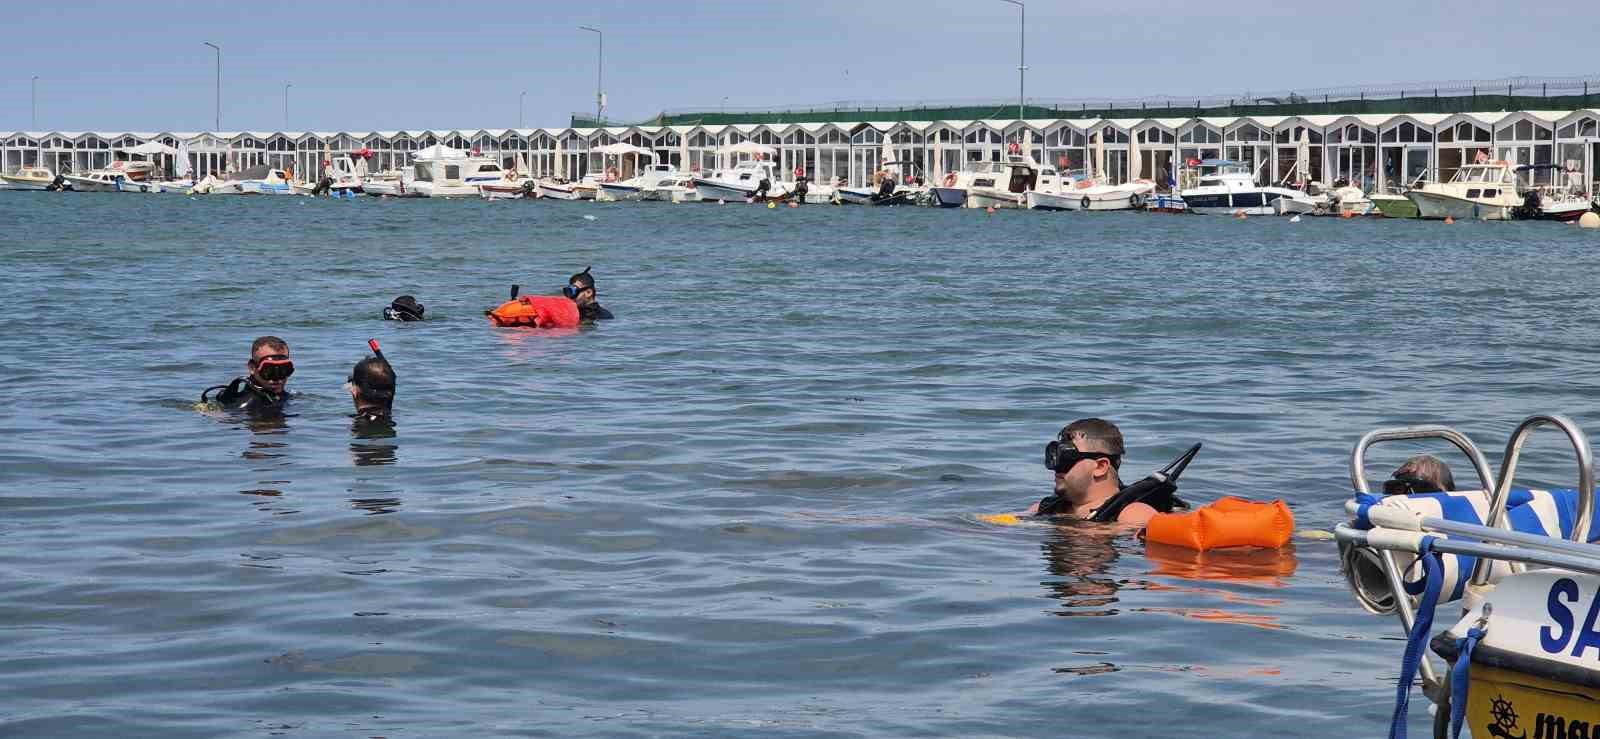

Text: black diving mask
xmin=1044 ymin=440 xmax=1120 ymax=473
xmin=563 ymin=283 xmax=591 ymax=300
xmin=1383 ymin=474 xmax=1442 ymax=496
xmin=252 ymin=355 xmax=295 ymax=382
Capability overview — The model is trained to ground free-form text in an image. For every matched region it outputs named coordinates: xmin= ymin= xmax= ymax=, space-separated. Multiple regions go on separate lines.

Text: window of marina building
xmin=1435 ymin=117 xmax=1492 ymax=183
xmin=927 ymin=125 xmax=963 ymax=178
xmin=1177 ymin=122 xmax=1222 ymax=188
xmin=1090 ymin=125 xmax=1130 ymax=185
xmin=1225 ymin=121 xmax=1273 ymax=185
xmin=814 ymin=128 xmax=850 ymax=185
xmin=1557 ymin=114 xmax=1600 ymax=196
xmin=1327 ymin=120 xmax=1379 ymax=190
xmin=1494 ymin=114 xmax=1555 ymax=184
xmin=1133 ymin=124 xmax=1176 ymax=191
xmin=1377 ymin=117 xmax=1433 ymax=191
xmin=1273 ymin=120 xmax=1325 ymax=186
xmin=1044 ymin=125 xmax=1087 ymax=175
xmin=779 ymin=128 xmax=815 ymax=183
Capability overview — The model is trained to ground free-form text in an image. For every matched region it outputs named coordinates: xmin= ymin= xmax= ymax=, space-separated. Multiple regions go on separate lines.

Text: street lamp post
xmin=519 ymin=90 xmax=527 ymax=128
xmin=284 ymin=83 xmax=292 ymax=129
xmin=203 ymin=41 xmax=221 ymax=131
xmin=578 ymin=26 xmax=603 ymax=124
xmin=997 ymin=0 xmax=1025 ymax=120
xmin=721 ymin=96 xmax=729 ymax=114
xmin=31 ymin=75 xmax=38 ymax=130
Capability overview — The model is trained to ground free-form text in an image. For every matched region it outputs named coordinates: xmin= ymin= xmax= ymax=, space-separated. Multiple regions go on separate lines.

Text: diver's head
xmin=563 ymin=266 xmax=597 ymax=307
xmin=1385 ymin=454 xmax=1455 ymax=495
xmin=1047 ymin=418 xmax=1124 ymax=497
xmin=248 ymin=336 xmax=293 ymax=394
xmin=348 ymin=355 xmax=395 ymax=413
xmin=390 ymin=295 xmax=425 ymax=321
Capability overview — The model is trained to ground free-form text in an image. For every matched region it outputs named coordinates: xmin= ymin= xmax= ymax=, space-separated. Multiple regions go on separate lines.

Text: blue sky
xmin=3 ymin=0 xmax=1591 ymax=132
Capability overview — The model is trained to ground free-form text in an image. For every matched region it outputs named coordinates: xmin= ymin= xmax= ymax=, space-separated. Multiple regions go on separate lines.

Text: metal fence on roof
xmin=571 ymin=75 xmax=1600 ymax=129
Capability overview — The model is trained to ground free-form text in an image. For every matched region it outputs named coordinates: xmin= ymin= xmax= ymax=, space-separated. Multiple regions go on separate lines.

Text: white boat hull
xmin=1406 ymin=190 xmax=1513 ymax=221
xmin=1024 ymin=190 xmax=1078 ymax=211
xmin=537 ymin=181 xmax=582 ymax=201
xmin=965 ymin=188 xmax=1023 ymax=209
xmin=597 ymin=183 xmax=646 ymax=202
xmin=0 ymin=176 xmax=50 ymax=191
xmin=693 ymin=179 xmax=766 ymax=202
xmin=63 ymin=175 xmax=160 ymax=193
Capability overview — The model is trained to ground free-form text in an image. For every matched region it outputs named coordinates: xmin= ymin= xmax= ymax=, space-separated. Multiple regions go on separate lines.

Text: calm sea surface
xmin=3 ymin=192 xmax=1600 ymax=737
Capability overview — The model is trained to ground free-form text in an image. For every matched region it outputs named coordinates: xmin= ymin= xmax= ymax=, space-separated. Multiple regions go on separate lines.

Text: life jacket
xmin=1143 ymin=497 xmax=1294 ymax=551
xmin=486 ymin=295 xmax=581 ymax=328
xmin=202 ymin=377 xmax=286 ymax=413
xmin=1034 ymin=443 xmax=1200 ymax=521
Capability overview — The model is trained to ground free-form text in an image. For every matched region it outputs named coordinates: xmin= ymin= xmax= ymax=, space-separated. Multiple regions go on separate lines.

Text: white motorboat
xmin=836 ymin=161 xmax=928 ymax=205
xmin=1041 ymin=172 xmax=1159 ymax=212
xmin=226 ymin=164 xmax=296 ymax=195
xmin=0 ymin=165 xmax=60 ymax=191
xmin=1405 ymin=161 xmax=1521 ymax=220
xmin=407 ymin=152 xmax=505 ymax=198
xmin=361 ymin=169 xmax=419 ymax=198
xmin=294 ymin=155 xmax=366 ymax=197
xmin=1511 ymin=164 xmax=1594 ymax=222
xmin=62 ymin=160 xmax=159 ymax=193
xmin=1023 ymin=166 xmax=1083 ymax=210
xmin=928 ymin=154 xmax=1037 ymax=209
xmin=643 ymin=176 xmax=701 ymax=203
xmin=1179 ymin=159 xmax=1322 ymax=215
xmin=692 ymin=160 xmax=788 ymax=202
xmin=599 ymin=164 xmax=677 ymax=202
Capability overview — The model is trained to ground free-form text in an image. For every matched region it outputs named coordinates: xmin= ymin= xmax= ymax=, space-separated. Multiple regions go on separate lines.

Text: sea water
xmin=3 ymin=192 xmax=1600 ymax=736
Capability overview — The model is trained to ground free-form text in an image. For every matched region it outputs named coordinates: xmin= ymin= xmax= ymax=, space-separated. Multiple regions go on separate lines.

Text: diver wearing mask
xmin=563 ymin=267 xmax=614 ymax=322
xmin=1028 ymin=418 xmax=1196 ymax=526
xmin=383 ymin=295 xmax=425 ymax=322
xmin=1382 ymin=454 xmax=1455 ymax=495
xmin=348 ymin=339 xmax=396 ymax=425
xmin=203 ymin=336 xmax=294 ymax=413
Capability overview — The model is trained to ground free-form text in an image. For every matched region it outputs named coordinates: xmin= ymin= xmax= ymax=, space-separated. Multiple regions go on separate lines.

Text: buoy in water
xmin=787 ymin=201 xmax=798 ymax=208
xmin=1579 ymin=211 xmax=1600 ymax=229
xmin=582 ymin=214 xmax=596 ymax=221
xmin=1341 ymin=210 xmax=1354 ymax=219
xmin=718 ymin=199 xmax=726 ymax=205
xmin=985 ymin=206 xmax=996 ymax=215
xmin=1444 ymin=215 xmax=1455 ymax=224
xmin=767 ymin=201 xmax=777 ymax=209
xmin=1289 ymin=215 xmax=1301 ymax=223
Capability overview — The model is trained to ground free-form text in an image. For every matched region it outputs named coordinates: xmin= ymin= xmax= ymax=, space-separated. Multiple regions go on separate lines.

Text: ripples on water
xmin=3 ymin=193 xmax=1599 ymax=736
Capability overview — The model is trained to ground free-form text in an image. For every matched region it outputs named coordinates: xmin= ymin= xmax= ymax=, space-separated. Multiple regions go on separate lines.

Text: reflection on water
xmin=1129 ymin=542 xmax=1301 ymax=631
xmin=349 ymin=493 xmax=402 ymax=515
xmin=1038 ymin=524 xmax=1123 ymax=616
xmin=350 ymin=417 xmax=398 ymax=467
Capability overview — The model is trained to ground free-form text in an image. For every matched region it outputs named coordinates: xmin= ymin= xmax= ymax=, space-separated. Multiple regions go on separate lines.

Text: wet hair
xmin=1061 ymin=418 xmax=1125 ymax=457
xmin=252 ymin=335 xmax=288 ymax=356
xmin=391 ymin=295 xmax=424 ymax=319
xmin=1394 ymin=454 xmax=1455 ymax=492
xmin=350 ymin=356 xmax=395 ymax=408
xmin=568 ymin=266 xmax=595 ymax=292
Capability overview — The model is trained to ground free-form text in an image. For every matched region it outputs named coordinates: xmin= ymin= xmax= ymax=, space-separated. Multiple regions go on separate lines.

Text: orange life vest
xmin=486 ymin=295 xmax=581 ymax=329
xmin=1142 ymin=496 xmax=1294 ymax=551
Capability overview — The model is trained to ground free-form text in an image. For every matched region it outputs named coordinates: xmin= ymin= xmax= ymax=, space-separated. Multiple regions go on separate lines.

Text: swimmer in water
xmin=1383 ymin=454 xmax=1455 ymax=495
xmin=383 ymin=295 xmax=425 ymax=322
xmin=563 ymin=266 xmax=614 ymax=322
xmin=202 ymin=336 xmax=293 ymax=413
xmin=1027 ymin=418 xmax=1160 ymax=527
xmin=348 ymin=341 xmax=396 ymax=425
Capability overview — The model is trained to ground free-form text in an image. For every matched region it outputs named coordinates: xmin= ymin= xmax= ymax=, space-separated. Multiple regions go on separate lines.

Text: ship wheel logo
xmin=1486 ymin=694 xmax=1525 ymax=739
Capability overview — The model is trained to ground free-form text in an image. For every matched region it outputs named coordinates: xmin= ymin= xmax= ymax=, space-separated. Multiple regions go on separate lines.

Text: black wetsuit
xmin=579 ymin=303 xmax=614 ymax=322
xmin=383 ymin=306 xmax=424 ymax=321
xmin=204 ymin=377 xmax=288 ymax=413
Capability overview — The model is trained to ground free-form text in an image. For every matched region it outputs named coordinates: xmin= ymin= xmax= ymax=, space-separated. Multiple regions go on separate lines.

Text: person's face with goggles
xmin=249 ymin=347 xmax=294 ymax=392
xmin=562 ymin=281 xmax=594 ymax=305
xmin=1044 ymin=437 xmax=1119 ymax=495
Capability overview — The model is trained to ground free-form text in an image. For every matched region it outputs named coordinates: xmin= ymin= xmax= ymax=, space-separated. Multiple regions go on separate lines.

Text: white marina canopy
xmin=716 ymin=141 xmax=776 ymax=156
xmin=412 ymin=144 xmax=467 ymax=160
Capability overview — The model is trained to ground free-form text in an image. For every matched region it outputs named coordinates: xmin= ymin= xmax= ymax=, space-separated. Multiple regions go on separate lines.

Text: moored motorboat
xmin=1370 ymin=190 xmax=1419 ymax=218
xmin=1180 ymin=159 xmax=1321 ymax=215
xmin=692 ymin=160 xmax=786 ymax=202
xmin=1511 ymin=164 xmax=1594 ymax=222
xmin=599 ymin=163 xmax=676 ymax=202
xmin=1405 ymin=161 xmax=1521 ymax=220
xmin=293 ymin=155 xmax=366 ymax=197
xmin=62 ymin=160 xmax=159 ymax=193
xmin=0 ymin=165 xmax=61 ymax=191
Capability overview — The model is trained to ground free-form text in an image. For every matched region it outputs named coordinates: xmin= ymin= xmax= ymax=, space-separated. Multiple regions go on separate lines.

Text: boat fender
xmin=1081 ymin=196 xmax=1092 ymax=210
xmin=1142 ymin=497 xmax=1294 ymax=550
xmin=943 ymin=172 xmax=957 ymax=188
xmin=1128 ymin=193 xmax=1143 ymax=209
xmin=486 ymin=294 xmax=581 ymax=329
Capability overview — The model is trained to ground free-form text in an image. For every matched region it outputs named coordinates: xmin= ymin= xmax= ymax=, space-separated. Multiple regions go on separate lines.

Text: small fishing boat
xmin=62 ymin=160 xmax=159 ymax=193
xmin=692 ymin=160 xmax=786 ymax=202
xmin=1336 ymin=415 xmax=1600 ymax=739
xmin=598 ymin=163 xmax=677 ymax=202
xmin=644 ymin=176 xmax=700 ymax=203
xmin=1511 ymin=165 xmax=1594 ymax=222
xmin=293 ymin=155 xmax=366 ymax=197
xmin=0 ymin=165 xmax=60 ymax=191
xmin=1405 ymin=161 xmax=1522 ymax=220
xmin=362 ymin=168 xmax=419 ymax=198
xmin=836 ymin=161 xmax=928 ymax=205
xmin=1370 ymin=190 xmax=1419 ymax=218
xmin=929 ymin=154 xmax=1037 ymax=209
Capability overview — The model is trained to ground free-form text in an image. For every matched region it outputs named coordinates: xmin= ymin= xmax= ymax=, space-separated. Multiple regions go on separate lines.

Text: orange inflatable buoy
xmin=1142 ymin=496 xmax=1294 ymax=551
xmin=487 ymin=294 xmax=581 ymax=329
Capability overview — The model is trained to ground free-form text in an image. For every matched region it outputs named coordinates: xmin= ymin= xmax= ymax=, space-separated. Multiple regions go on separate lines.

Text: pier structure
xmin=5 ymin=110 xmax=1600 ymax=194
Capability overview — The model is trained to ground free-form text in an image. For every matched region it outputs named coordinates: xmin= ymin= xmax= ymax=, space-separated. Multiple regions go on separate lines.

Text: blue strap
xmin=1390 ymin=536 xmax=1442 ymax=739
xmin=1448 ymin=625 xmax=1485 ymax=739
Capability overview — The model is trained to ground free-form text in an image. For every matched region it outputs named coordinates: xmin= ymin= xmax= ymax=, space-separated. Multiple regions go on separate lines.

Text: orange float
xmin=486 ymin=294 xmax=580 ymax=329
xmin=1142 ymin=496 xmax=1294 ymax=551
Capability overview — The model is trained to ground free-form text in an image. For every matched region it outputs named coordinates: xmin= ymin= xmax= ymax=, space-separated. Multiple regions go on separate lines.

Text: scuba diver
xmin=793 ymin=175 xmax=809 ymax=203
xmin=202 ymin=336 xmax=294 ymax=413
xmin=383 ymin=295 xmax=426 ymax=322
xmin=348 ymin=339 xmax=396 ymax=425
xmin=751 ymin=177 xmax=772 ymax=201
xmin=564 ymin=266 xmax=614 ymax=322
xmin=1027 ymin=418 xmax=1196 ymax=527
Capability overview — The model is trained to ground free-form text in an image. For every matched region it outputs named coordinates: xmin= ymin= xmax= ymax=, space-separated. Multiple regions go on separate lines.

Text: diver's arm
xmin=1116 ymin=502 xmax=1159 ymax=528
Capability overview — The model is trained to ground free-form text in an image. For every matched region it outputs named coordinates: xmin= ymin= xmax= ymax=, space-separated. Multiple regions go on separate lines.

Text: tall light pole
xmin=203 ymin=41 xmax=221 ymax=131
xmin=283 ymin=83 xmax=292 ymax=129
xmin=997 ymin=0 xmax=1025 ymax=120
xmin=578 ymin=26 xmax=603 ymax=124
xmin=31 ymin=75 xmax=38 ymax=130
xmin=519 ymin=90 xmax=527 ymax=128
xmin=721 ymin=96 xmax=729 ymax=114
